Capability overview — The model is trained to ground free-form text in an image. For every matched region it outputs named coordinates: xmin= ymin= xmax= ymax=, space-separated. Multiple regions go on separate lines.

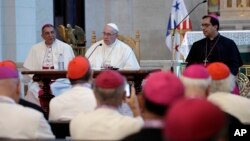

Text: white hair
xmin=180 ymin=75 xmax=211 ymax=90
xmin=209 ymin=73 xmax=236 ymax=93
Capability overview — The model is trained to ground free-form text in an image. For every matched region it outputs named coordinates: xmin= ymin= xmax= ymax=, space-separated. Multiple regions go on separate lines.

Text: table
xmin=21 ymin=69 xmax=158 ymax=115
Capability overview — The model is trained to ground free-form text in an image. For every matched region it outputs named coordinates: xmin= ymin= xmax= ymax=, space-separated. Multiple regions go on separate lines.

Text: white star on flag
xmin=165 ymin=0 xmax=192 ymax=60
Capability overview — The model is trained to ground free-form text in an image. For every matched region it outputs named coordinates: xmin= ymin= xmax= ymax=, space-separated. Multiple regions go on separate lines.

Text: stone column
xmin=0 ymin=0 xmax=53 ymax=62
xmin=0 ymin=0 xmax=36 ymax=62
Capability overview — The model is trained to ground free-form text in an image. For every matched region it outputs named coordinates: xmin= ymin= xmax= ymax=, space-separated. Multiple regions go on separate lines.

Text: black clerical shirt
xmin=186 ymin=34 xmax=243 ymax=75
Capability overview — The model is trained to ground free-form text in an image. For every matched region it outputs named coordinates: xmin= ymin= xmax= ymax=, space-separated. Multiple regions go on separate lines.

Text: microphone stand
xmin=170 ymin=0 xmax=207 ymax=72
xmin=87 ymin=43 xmax=102 ymax=59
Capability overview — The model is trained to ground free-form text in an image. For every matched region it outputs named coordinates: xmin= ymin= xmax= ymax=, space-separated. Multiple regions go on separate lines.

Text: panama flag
xmin=165 ymin=0 xmax=192 ymax=60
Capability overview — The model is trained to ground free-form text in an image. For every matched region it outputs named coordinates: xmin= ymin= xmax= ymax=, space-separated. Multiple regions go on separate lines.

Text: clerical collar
xmin=46 ymin=44 xmax=52 ymax=48
xmin=207 ymin=33 xmax=220 ymax=41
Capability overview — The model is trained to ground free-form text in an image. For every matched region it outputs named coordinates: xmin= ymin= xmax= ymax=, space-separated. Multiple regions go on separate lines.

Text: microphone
xmin=174 ymin=0 xmax=207 ymax=32
xmin=87 ymin=43 xmax=102 ymax=59
xmin=170 ymin=0 xmax=207 ymax=72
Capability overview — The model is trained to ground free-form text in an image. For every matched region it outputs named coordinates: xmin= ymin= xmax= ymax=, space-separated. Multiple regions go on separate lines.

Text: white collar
xmin=96 ymin=105 xmax=118 ymax=111
xmin=73 ymin=82 xmax=92 ymax=88
xmin=43 ymin=39 xmax=57 ymax=48
xmin=0 ymin=96 xmax=16 ymax=104
xmin=104 ymin=39 xmax=118 ymax=48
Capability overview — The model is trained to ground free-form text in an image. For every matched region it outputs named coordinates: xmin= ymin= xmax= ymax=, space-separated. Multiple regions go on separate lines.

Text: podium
xmin=21 ymin=69 xmax=158 ymax=116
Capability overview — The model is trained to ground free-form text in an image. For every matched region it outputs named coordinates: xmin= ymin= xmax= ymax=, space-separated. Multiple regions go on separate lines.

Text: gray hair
xmin=209 ymin=74 xmax=235 ymax=93
xmin=180 ymin=75 xmax=211 ymax=90
xmin=94 ymin=84 xmax=125 ymax=107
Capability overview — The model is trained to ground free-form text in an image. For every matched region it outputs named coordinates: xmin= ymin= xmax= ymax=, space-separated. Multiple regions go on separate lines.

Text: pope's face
xmin=201 ymin=17 xmax=217 ymax=38
xmin=103 ymin=25 xmax=118 ymax=45
xmin=42 ymin=26 xmax=56 ymax=45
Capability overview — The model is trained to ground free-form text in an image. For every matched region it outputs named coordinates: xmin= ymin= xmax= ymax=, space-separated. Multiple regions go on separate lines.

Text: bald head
xmin=94 ymin=70 xmax=126 ymax=107
xmin=0 ymin=78 xmax=20 ymax=103
xmin=0 ymin=62 xmax=20 ymax=103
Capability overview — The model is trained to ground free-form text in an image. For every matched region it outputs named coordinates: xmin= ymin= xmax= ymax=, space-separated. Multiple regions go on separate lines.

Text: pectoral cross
xmin=203 ymin=59 xmax=208 ymax=66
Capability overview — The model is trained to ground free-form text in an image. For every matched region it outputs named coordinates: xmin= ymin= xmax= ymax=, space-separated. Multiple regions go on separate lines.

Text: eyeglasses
xmin=103 ymin=32 xmax=117 ymax=37
xmin=201 ymin=23 xmax=212 ymax=28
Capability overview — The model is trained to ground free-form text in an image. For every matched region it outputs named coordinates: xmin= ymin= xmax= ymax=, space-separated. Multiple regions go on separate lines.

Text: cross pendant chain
xmin=204 ymin=35 xmax=221 ymax=67
xmin=203 ymin=59 xmax=208 ymax=66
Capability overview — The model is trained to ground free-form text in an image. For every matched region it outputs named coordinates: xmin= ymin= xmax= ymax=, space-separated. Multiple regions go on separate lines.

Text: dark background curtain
xmin=54 ymin=0 xmax=85 ymax=32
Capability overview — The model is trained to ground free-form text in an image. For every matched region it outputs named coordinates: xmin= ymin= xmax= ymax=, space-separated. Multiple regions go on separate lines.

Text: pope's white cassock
xmin=85 ymin=39 xmax=139 ymax=117
xmin=23 ymin=39 xmax=75 ymax=106
xmin=85 ymin=39 xmax=140 ymax=70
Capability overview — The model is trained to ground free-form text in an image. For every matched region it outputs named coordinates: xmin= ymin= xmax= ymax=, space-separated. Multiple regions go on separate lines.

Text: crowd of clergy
xmin=0 ymin=57 xmax=250 ymax=141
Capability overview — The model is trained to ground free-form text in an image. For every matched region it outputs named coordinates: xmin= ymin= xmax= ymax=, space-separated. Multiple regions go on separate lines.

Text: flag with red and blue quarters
xmin=165 ymin=0 xmax=192 ymax=59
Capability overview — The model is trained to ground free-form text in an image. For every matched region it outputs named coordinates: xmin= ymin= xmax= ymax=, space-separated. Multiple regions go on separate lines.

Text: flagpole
xmin=170 ymin=30 xmax=176 ymax=72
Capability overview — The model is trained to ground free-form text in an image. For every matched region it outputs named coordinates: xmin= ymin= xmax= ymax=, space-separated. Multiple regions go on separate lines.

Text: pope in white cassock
xmin=85 ymin=23 xmax=140 ymax=117
xmin=23 ymin=24 xmax=75 ymax=106
xmin=85 ymin=23 xmax=140 ymax=70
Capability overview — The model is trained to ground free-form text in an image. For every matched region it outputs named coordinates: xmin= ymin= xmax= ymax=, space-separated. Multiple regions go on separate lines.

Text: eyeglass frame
xmin=102 ymin=32 xmax=118 ymax=37
xmin=201 ymin=23 xmax=212 ymax=28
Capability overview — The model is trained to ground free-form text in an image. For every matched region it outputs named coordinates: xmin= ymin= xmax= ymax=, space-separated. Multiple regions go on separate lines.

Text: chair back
xmin=49 ymin=121 xmax=70 ymax=139
xmin=91 ymin=31 xmax=141 ymax=63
